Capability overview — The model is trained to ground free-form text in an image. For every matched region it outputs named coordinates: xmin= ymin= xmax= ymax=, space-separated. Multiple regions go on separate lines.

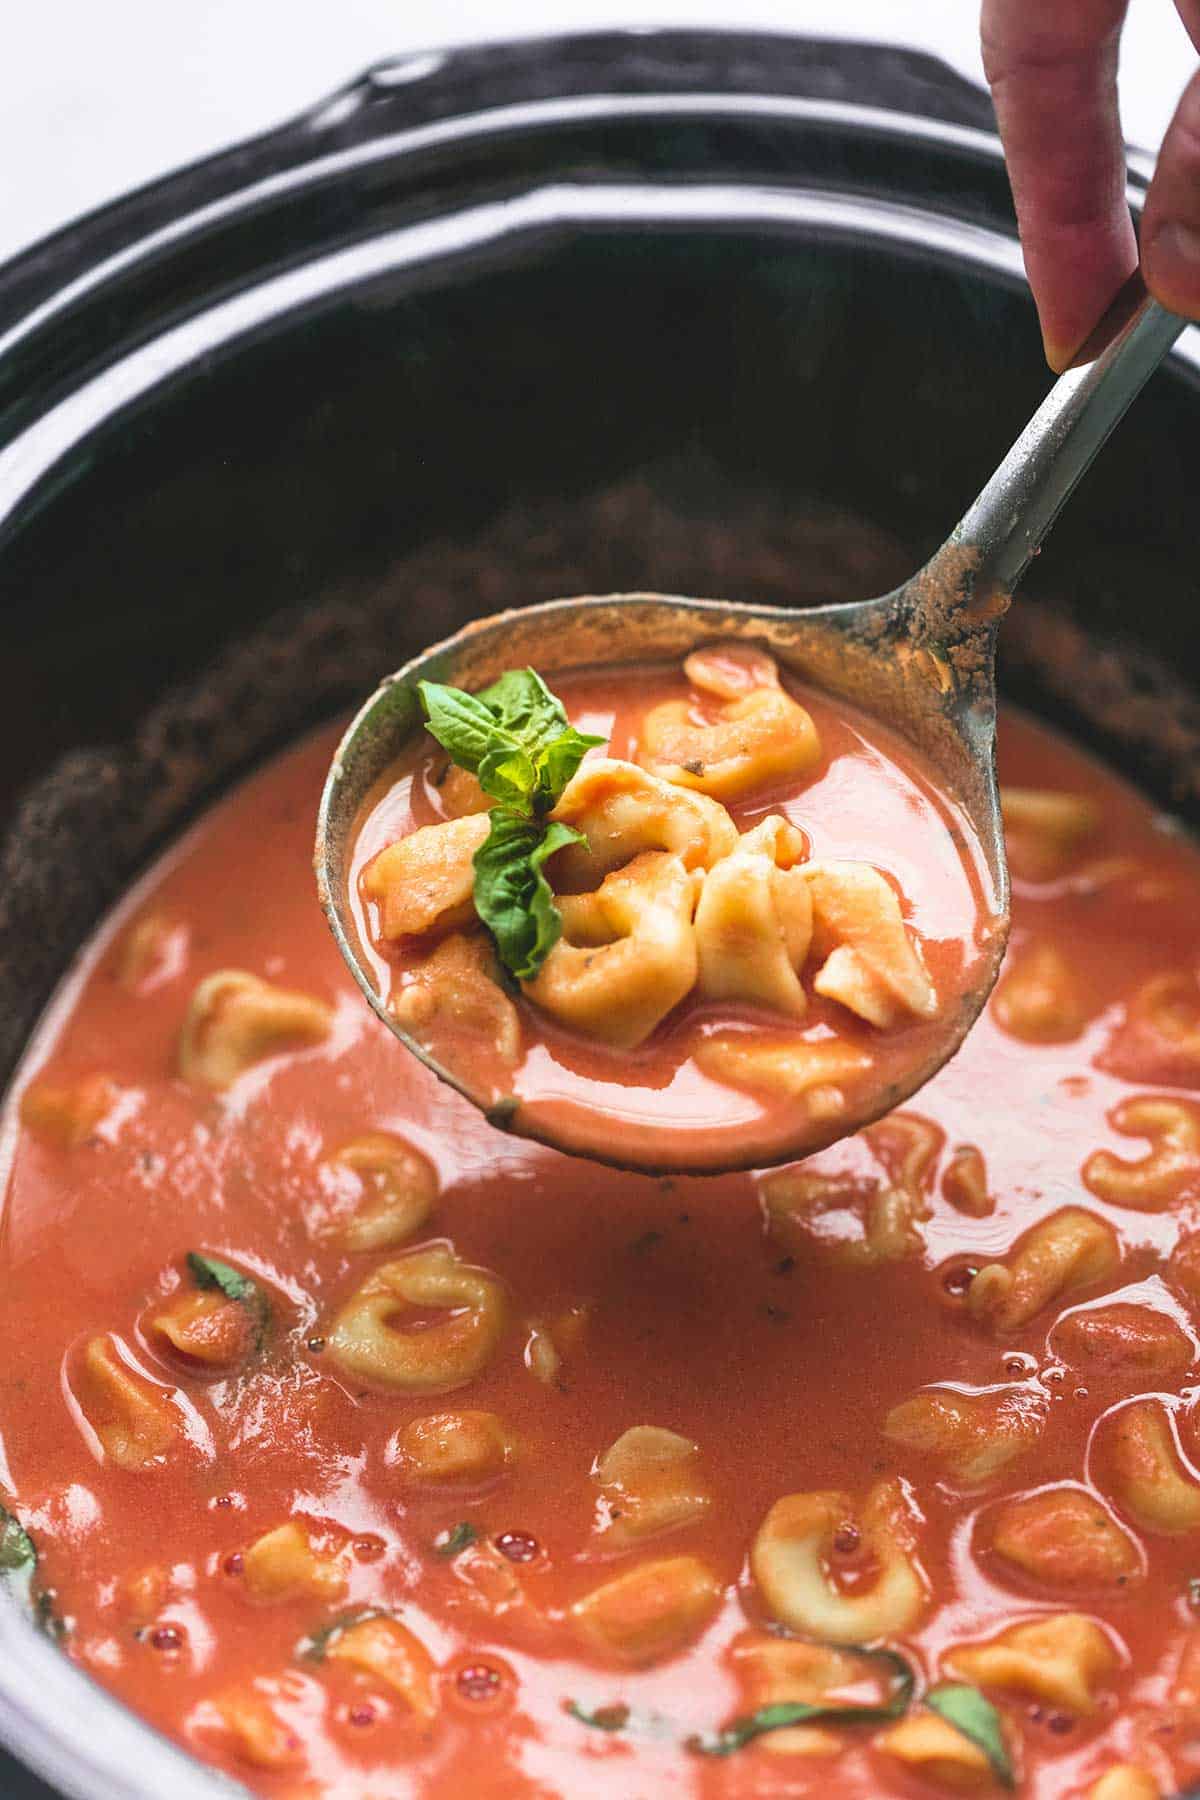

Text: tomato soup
xmin=2 ymin=708 xmax=1200 ymax=1799
xmin=349 ymin=650 xmax=996 ymax=1171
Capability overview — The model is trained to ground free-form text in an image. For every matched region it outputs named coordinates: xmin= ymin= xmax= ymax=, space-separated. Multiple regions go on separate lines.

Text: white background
xmin=2 ymin=0 xmax=1194 ymax=267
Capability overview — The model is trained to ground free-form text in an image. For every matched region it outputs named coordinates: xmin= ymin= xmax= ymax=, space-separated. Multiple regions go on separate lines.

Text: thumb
xmin=1142 ymin=67 xmax=1200 ymax=317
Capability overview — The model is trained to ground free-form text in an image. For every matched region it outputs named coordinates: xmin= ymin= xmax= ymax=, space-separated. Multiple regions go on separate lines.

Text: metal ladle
xmin=316 ymin=277 xmax=1185 ymax=1173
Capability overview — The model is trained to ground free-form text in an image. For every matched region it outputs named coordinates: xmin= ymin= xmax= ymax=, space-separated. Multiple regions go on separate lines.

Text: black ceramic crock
xmin=0 ymin=29 xmax=1198 ymax=1800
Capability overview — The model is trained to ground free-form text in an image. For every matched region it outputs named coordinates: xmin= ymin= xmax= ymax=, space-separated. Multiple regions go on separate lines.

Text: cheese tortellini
xmin=19 ymin=1072 xmax=119 ymax=1149
xmin=178 ymin=970 xmax=333 ymax=1090
xmin=696 ymin=1032 xmax=872 ymax=1123
xmin=992 ymin=940 xmax=1087 ymax=1043
xmin=751 ymin=1478 xmax=927 ymax=1642
xmin=694 ymin=816 xmax=812 ymax=1017
xmin=1083 ymin=1096 xmax=1200 ymax=1211
xmin=362 ymin=812 xmax=491 ymax=941
xmin=523 ymin=851 xmax=701 ymax=1049
xmin=323 ymin=1615 xmax=438 ymax=1720
xmin=327 ymin=1243 xmax=507 ymax=1393
xmin=636 ymin=645 xmax=822 ymax=800
xmin=989 ymin=1486 xmax=1142 ymax=1588
xmin=72 ymin=1334 xmax=183 ymax=1471
xmin=394 ymin=932 xmax=521 ymax=1067
xmin=730 ymin=1636 xmax=889 ymax=1758
xmin=944 ymin=1613 xmax=1118 ymax=1716
xmin=241 ymin=1521 xmax=348 ymax=1605
xmin=592 ymin=1425 xmax=712 ymax=1548
xmin=322 ymin=1131 xmax=438 ymax=1252
xmin=884 ymin=1385 xmax=1046 ymax=1485
xmin=1098 ymin=1399 xmax=1200 ymax=1534
xmin=1000 ymin=785 xmax=1099 ymax=880
xmin=569 ymin=1555 xmax=721 ymax=1666
xmin=965 ymin=1207 xmax=1120 ymax=1332
xmin=802 ymin=860 xmax=937 ymax=1027
xmin=369 ymin=652 xmax=940 ymax=1075
xmin=548 ymin=757 xmax=738 ymax=886
xmin=390 ymin=1409 xmax=515 ymax=1484
xmin=876 ymin=1712 xmax=1000 ymax=1791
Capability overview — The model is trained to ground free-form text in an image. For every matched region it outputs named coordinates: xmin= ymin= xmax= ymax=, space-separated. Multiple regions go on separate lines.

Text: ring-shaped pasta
xmin=750 ymin=1478 xmax=927 ymax=1642
xmin=636 ymin=646 xmax=822 ymax=801
xmin=324 ymin=1131 xmax=438 ymax=1252
xmin=523 ymin=851 xmax=700 ymax=1049
xmin=694 ymin=816 xmax=813 ymax=1018
xmin=327 ymin=1243 xmax=507 ymax=1393
xmin=548 ymin=757 xmax=738 ymax=889
xmin=801 ymin=861 xmax=936 ymax=1027
xmin=966 ymin=1207 xmax=1119 ymax=1333
xmin=178 ymin=970 xmax=333 ymax=1091
xmin=1083 ymin=1096 xmax=1200 ymax=1211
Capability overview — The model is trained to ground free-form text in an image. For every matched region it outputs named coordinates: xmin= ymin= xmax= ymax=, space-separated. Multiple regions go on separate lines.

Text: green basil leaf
xmin=434 ymin=1521 xmax=478 ymax=1557
xmin=925 ymin=1684 xmax=1014 ymax=1788
xmin=421 ymin=670 xmax=603 ymax=814
xmin=688 ymin=1646 xmax=914 ymax=1757
xmin=536 ymin=725 xmax=606 ymax=807
xmin=298 ymin=1607 xmax=388 ymax=1662
xmin=476 ymin=743 xmax=540 ymax=810
xmin=0 ymin=1506 xmax=36 ymax=1579
xmin=473 ymin=813 xmax=582 ymax=981
xmin=0 ymin=1505 xmax=66 ymax=1639
xmin=187 ymin=1252 xmax=255 ymax=1305
xmin=566 ymin=1700 xmax=631 ymax=1732
xmin=477 ymin=668 xmax=567 ymax=742
xmin=36 ymin=1590 xmax=68 ymax=1641
xmin=419 ymin=680 xmax=515 ymax=777
xmin=187 ymin=1253 xmax=270 ymax=1346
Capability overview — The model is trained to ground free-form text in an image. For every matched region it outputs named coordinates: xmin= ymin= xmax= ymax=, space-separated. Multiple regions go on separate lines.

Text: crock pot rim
xmin=0 ymin=27 xmax=1186 ymax=1800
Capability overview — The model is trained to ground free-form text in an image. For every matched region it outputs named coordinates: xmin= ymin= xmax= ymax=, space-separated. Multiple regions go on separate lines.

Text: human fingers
xmin=982 ymin=0 xmax=1138 ymax=370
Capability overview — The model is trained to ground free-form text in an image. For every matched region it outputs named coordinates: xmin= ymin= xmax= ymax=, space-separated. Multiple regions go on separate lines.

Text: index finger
xmin=982 ymin=0 xmax=1138 ymax=370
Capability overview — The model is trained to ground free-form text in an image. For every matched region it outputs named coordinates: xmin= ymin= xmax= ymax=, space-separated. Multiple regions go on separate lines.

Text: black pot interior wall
xmin=2 ymin=234 xmax=1198 ymax=1088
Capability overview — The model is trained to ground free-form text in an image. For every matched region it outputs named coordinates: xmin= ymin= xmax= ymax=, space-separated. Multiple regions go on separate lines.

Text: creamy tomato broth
xmin=3 ymin=710 xmax=1200 ymax=1799
xmin=350 ymin=650 xmax=996 ymax=1169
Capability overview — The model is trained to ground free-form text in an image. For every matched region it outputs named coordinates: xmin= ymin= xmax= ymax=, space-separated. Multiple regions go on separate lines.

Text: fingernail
xmin=1149 ymin=219 xmax=1200 ymax=269
xmin=1041 ymin=336 xmax=1072 ymax=375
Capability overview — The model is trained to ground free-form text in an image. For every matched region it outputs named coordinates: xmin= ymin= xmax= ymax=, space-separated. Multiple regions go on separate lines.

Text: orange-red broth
xmin=0 ymin=711 xmax=1199 ymax=1798
xmin=350 ymin=664 xmax=996 ymax=1170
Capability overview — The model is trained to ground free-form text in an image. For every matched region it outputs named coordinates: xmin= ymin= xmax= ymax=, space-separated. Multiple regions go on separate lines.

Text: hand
xmin=982 ymin=0 xmax=1200 ymax=369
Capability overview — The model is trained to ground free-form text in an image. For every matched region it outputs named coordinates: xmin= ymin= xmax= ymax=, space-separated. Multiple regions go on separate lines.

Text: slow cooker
xmin=1 ymin=28 xmax=1197 ymax=1800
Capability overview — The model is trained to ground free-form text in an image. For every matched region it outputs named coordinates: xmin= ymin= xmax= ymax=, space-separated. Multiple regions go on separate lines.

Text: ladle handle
xmin=947 ymin=272 xmax=1188 ymax=603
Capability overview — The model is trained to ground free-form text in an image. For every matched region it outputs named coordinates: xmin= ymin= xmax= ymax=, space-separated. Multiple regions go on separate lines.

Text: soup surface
xmin=2 ymin=709 xmax=1200 ymax=1800
xmin=349 ymin=650 xmax=996 ymax=1170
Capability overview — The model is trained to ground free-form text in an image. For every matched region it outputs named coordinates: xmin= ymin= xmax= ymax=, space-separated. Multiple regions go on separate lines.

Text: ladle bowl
xmin=316 ymin=280 xmax=1184 ymax=1173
